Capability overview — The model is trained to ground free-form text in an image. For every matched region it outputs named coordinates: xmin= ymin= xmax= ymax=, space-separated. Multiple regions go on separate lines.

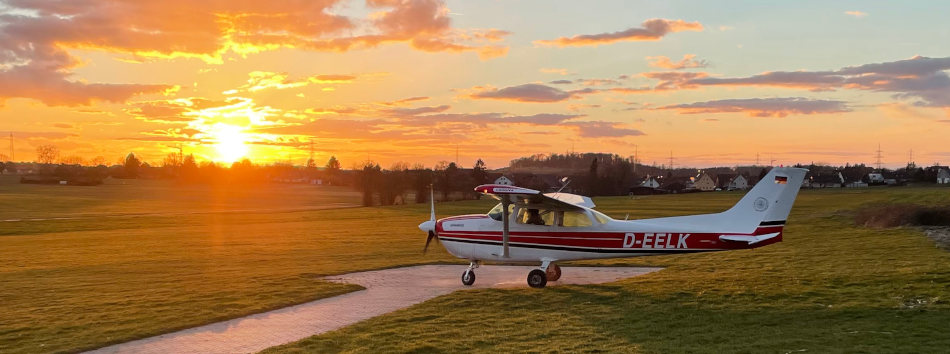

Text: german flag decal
xmin=774 ymin=176 xmax=788 ymax=184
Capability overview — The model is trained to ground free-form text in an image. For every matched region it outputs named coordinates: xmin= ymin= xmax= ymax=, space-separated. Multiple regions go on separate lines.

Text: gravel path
xmin=86 ymin=265 xmax=662 ymax=354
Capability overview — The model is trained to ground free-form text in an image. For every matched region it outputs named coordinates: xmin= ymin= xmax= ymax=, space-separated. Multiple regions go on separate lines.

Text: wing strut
xmin=501 ymin=199 xmax=510 ymax=258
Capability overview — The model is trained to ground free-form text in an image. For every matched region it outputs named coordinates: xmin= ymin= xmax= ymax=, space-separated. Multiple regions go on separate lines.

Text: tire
xmin=527 ymin=269 xmax=547 ymax=288
xmin=461 ymin=269 xmax=476 ymax=286
xmin=546 ymin=264 xmax=562 ymax=281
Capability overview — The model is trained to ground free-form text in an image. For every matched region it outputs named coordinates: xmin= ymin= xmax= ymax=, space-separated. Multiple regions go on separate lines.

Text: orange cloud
xmin=646 ymin=54 xmax=708 ymax=69
xmin=845 ymin=11 xmax=868 ymax=18
xmin=0 ymin=0 xmax=510 ymax=107
xmin=534 ymin=19 xmax=703 ymax=47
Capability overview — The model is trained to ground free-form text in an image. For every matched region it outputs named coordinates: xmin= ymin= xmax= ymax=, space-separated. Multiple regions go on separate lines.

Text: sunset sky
xmin=1 ymin=0 xmax=948 ymax=169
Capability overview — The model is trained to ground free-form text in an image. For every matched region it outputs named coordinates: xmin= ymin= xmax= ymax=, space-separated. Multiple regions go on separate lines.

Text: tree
xmin=36 ymin=144 xmax=59 ymax=164
xmin=0 ymin=161 xmax=4 ymax=174
xmin=90 ymin=156 xmax=107 ymax=166
xmin=59 ymin=155 xmax=84 ymax=165
xmin=326 ymin=156 xmax=341 ymax=171
xmin=162 ymin=153 xmax=181 ymax=167
xmin=472 ymin=159 xmax=488 ymax=185
xmin=124 ymin=152 xmax=141 ymax=178
xmin=325 ymin=156 xmax=341 ymax=185
xmin=587 ymin=157 xmax=599 ymax=195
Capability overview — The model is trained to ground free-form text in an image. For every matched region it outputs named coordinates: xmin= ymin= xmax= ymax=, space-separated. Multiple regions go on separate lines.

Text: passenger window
xmin=560 ymin=210 xmax=593 ymax=227
xmin=517 ymin=208 xmax=554 ymax=226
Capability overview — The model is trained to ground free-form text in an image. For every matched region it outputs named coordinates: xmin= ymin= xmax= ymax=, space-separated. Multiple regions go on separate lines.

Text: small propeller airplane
xmin=419 ymin=167 xmax=807 ymax=288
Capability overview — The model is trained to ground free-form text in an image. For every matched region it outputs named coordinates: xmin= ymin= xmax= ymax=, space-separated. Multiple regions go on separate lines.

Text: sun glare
xmin=210 ymin=124 xmax=250 ymax=163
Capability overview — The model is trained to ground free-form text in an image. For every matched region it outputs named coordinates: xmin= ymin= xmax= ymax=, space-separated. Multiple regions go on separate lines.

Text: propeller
xmin=419 ymin=184 xmax=438 ymax=254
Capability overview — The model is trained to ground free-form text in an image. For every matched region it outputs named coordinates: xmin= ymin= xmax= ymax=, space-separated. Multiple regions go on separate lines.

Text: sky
xmin=0 ymin=0 xmax=948 ymax=169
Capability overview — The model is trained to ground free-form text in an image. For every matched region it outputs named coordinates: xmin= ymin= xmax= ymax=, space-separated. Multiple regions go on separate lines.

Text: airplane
xmin=419 ymin=167 xmax=807 ymax=288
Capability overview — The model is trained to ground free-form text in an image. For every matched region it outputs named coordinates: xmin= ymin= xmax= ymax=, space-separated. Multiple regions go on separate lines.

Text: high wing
xmin=474 ymin=184 xmax=594 ymax=210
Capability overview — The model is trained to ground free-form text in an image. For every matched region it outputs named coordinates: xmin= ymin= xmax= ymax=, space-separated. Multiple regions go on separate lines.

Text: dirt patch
xmin=854 ymin=204 xmax=950 ymax=228
xmin=922 ymin=227 xmax=950 ymax=250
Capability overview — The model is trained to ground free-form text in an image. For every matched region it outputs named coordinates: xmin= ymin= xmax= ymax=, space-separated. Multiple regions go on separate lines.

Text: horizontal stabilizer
xmin=719 ymin=232 xmax=780 ymax=245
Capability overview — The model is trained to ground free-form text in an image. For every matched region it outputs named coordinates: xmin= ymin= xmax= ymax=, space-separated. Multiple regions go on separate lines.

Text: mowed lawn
xmin=0 ymin=177 xmax=473 ymax=354
xmin=2 ymin=176 xmax=949 ymax=354
xmin=266 ymin=187 xmax=950 ymax=353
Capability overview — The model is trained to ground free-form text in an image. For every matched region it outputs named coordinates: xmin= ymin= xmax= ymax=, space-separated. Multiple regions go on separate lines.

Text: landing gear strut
xmin=461 ymin=261 xmax=479 ymax=286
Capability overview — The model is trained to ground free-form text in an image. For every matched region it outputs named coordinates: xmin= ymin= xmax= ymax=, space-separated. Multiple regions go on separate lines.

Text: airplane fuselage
xmin=435 ymin=213 xmax=784 ymax=263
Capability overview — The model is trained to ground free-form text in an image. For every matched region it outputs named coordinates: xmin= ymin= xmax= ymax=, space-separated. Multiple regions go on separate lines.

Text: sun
xmin=210 ymin=124 xmax=250 ymax=163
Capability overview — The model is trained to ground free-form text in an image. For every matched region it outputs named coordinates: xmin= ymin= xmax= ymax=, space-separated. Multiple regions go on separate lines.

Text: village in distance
xmin=2 ymin=143 xmax=948 ymax=207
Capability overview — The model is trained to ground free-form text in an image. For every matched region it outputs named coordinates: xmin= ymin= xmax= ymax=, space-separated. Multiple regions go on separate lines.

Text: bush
xmin=855 ymin=204 xmax=950 ymax=228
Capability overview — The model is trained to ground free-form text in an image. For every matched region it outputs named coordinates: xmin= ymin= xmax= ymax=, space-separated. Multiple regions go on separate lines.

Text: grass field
xmin=1 ymin=176 xmax=949 ymax=353
xmin=266 ymin=187 xmax=950 ymax=353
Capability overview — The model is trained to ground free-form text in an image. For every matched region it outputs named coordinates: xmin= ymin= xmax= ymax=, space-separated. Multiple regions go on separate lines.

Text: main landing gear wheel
xmin=527 ymin=269 xmax=547 ymax=288
xmin=461 ymin=269 xmax=476 ymax=286
xmin=546 ymin=264 xmax=562 ymax=281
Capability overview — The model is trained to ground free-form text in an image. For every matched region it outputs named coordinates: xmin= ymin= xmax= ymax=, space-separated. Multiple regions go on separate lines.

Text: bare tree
xmin=36 ymin=144 xmax=59 ymax=164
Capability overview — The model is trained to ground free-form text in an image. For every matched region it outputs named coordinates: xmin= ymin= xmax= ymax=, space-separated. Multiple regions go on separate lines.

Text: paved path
xmin=88 ymin=265 xmax=662 ymax=354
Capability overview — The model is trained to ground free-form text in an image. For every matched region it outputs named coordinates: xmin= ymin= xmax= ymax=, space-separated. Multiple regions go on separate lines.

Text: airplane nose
xmin=418 ymin=220 xmax=435 ymax=232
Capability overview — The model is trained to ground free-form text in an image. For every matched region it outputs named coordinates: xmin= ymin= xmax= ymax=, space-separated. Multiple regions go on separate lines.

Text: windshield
xmin=487 ymin=203 xmax=513 ymax=221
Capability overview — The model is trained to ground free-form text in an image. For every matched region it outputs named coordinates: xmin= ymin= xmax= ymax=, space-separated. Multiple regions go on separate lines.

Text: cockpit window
xmin=487 ymin=203 xmax=513 ymax=221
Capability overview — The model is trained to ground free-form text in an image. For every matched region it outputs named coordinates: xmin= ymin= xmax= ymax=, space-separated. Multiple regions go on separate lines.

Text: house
xmin=868 ymin=172 xmax=885 ymax=184
xmin=493 ymin=175 xmax=513 ymax=185
xmin=938 ymin=169 xmax=950 ymax=184
xmin=639 ymin=177 xmax=660 ymax=189
xmin=691 ymin=173 xmax=717 ymax=191
xmin=809 ymin=172 xmax=844 ymax=188
xmin=717 ymin=174 xmax=749 ymax=191
xmin=660 ymin=177 xmax=695 ymax=193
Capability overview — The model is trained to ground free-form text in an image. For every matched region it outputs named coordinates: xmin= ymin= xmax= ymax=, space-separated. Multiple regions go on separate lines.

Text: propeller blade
xmin=429 ymin=184 xmax=435 ymax=221
xmin=424 ymin=231 xmax=435 ymax=254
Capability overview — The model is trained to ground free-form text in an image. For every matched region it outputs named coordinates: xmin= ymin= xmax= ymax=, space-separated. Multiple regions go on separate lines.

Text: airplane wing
xmin=474 ymin=184 xmax=589 ymax=210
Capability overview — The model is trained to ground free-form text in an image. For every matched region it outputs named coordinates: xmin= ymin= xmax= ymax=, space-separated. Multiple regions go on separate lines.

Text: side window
xmin=560 ymin=210 xmax=593 ymax=227
xmin=517 ymin=208 xmax=554 ymax=226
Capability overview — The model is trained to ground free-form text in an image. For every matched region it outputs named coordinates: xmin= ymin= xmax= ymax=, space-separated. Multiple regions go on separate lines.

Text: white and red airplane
xmin=420 ymin=167 xmax=807 ymax=288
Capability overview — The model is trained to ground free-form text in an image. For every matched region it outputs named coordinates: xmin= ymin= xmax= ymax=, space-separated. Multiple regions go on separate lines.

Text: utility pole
xmin=756 ymin=152 xmax=760 ymax=166
xmin=668 ymin=150 xmax=674 ymax=173
xmin=177 ymin=143 xmax=183 ymax=165
xmin=309 ymin=138 xmax=315 ymax=164
xmin=455 ymin=144 xmax=459 ymax=165
xmin=875 ymin=143 xmax=883 ymax=170
xmin=633 ymin=144 xmax=638 ymax=175
xmin=8 ymin=132 xmax=13 ymax=162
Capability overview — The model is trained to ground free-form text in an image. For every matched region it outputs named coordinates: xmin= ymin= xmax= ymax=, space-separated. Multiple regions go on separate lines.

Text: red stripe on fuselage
xmin=437 ymin=226 xmax=784 ymax=250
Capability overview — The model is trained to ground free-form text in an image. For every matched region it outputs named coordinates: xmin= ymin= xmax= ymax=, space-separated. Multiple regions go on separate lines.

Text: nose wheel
xmin=461 ymin=261 xmax=479 ymax=286
xmin=461 ymin=269 xmax=475 ymax=285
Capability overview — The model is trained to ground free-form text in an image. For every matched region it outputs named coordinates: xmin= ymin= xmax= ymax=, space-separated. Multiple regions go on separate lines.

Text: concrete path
xmin=88 ymin=265 xmax=662 ymax=354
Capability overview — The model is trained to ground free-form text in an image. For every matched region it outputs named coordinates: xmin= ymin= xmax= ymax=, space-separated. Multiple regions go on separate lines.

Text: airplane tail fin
xmin=720 ymin=167 xmax=808 ymax=233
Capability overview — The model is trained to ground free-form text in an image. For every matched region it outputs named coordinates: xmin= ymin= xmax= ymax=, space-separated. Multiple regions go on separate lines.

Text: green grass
xmin=2 ymin=177 xmax=949 ymax=353
xmin=264 ymin=187 xmax=950 ymax=353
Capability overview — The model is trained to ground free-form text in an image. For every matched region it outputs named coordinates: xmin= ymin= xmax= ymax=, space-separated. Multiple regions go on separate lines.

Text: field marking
xmin=86 ymin=265 xmax=662 ymax=354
